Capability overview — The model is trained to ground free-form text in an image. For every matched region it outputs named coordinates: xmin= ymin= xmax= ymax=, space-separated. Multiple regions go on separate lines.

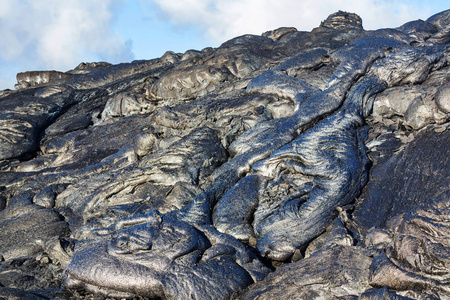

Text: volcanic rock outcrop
xmin=0 ymin=9 xmax=449 ymax=300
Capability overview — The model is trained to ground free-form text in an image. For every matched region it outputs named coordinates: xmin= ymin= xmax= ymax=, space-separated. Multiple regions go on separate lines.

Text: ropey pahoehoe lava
xmin=0 ymin=10 xmax=449 ymax=300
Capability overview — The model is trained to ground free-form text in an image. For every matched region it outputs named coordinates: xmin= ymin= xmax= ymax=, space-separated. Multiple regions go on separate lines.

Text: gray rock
xmin=15 ymin=70 xmax=72 ymax=90
xmin=0 ymin=200 xmax=69 ymax=260
xmin=250 ymin=78 xmax=381 ymax=261
xmin=369 ymin=190 xmax=450 ymax=295
xmin=404 ymin=96 xmax=434 ymax=129
xmin=64 ymin=211 xmax=269 ymax=299
xmin=354 ymin=128 xmax=449 ymax=230
xmin=435 ymin=80 xmax=450 ymax=113
xmin=242 ymin=244 xmax=372 ymax=299
xmin=0 ymin=287 xmax=52 ymax=300
xmin=0 ymin=9 xmax=449 ymax=300
xmin=397 ymin=20 xmax=438 ymax=43
xmin=320 ymin=10 xmax=363 ymax=30
xmin=427 ymin=9 xmax=450 ymax=30
xmin=147 ymin=65 xmax=234 ymax=102
xmin=100 ymin=91 xmax=154 ymax=121
xmin=262 ymin=27 xmax=297 ymax=41
xmin=246 ymin=70 xmax=320 ymax=108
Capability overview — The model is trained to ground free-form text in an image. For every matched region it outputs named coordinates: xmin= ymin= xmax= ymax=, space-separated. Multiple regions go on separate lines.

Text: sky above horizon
xmin=0 ymin=0 xmax=448 ymax=90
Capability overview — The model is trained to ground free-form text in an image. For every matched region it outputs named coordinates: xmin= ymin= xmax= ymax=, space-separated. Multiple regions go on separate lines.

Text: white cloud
xmin=150 ymin=0 xmax=435 ymax=44
xmin=0 ymin=0 xmax=134 ymax=89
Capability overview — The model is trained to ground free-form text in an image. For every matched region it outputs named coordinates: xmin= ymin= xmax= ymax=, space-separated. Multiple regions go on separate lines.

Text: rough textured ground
xmin=0 ymin=10 xmax=449 ymax=300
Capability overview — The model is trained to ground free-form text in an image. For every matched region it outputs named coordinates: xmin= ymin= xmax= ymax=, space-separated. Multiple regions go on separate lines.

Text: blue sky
xmin=0 ymin=0 xmax=447 ymax=90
